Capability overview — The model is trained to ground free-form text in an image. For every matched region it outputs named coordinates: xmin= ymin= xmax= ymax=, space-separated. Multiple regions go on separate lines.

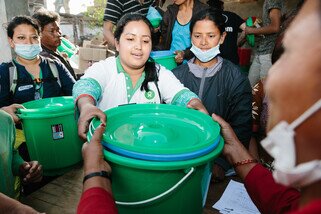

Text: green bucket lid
xmin=89 ymin=104 xmax=220 ymax=155
xmin=246 ymin=17 xmax=255 ymax=47
xmin=18 ymin=96 xmax=74 ymax=118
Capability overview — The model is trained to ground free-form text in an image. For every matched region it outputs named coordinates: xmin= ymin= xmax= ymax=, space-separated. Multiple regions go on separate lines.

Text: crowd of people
xmin=1 ymin=0 xmax=320 ymax=213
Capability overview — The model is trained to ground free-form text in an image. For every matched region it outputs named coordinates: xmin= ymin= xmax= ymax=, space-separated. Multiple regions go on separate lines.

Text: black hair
xmin=190 ymin=8 xmax=226 ymax=35
xmin=114 ymin=13 xmax=159 ymax=92
xmin=207 ymin=0 xmax=224 ymax=11
xmin=32 ymin=9 xmax=60 ymax=30
xmin=6 ymin=15 xmax=40 ymax=39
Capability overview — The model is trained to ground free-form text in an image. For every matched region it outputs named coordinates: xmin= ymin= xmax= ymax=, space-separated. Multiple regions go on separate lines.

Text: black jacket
xmin=172 ymin=59 xmax=252 ymax=147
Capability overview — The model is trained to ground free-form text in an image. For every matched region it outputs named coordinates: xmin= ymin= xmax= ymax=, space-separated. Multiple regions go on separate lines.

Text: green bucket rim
xmin=152 ymin=54 xmax=175 ymax=60
xmin=89 ymin=104 xmax=220 ymax=155
xmin=18 ymin=96 xmax=74 ymax=117
xmin=104 ymin=137 xmax=224 ymax=170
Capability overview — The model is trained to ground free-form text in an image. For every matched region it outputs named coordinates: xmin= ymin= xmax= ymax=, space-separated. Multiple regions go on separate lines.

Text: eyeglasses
xmin=34 ymin=78 xmax=43 ymax=100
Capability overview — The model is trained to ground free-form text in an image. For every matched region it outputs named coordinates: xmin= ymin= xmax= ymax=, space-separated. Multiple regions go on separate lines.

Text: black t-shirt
xmin=220 ymin=11 xmax=244 ymax=65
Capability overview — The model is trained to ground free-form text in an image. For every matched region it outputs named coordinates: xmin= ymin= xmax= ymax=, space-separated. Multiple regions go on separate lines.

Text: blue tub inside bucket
xmin=100 ymin=136 xmax=220 ymax=161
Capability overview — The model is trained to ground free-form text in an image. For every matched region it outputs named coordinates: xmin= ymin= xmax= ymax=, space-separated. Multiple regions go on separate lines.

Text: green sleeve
xmin=171 ymin=89 xmax=199 ymax=106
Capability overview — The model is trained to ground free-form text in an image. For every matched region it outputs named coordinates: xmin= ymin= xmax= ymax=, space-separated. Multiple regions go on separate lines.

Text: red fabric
xmin=244 ymin=164 xmax=300 ymax=214
xmin=77 ymin=187 xmax=118 ymax=214
xmin=290 ymin=199 xmax=321 ymax=214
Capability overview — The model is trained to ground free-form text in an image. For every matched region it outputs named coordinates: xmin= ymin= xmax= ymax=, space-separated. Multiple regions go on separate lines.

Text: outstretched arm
xmin=0 ymin=192 xmax=43 ymax=214
xmin=245 ymin=8 xmax=282 ymax=36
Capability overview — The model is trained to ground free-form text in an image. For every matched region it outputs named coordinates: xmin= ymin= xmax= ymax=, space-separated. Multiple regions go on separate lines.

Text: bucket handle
xmin=116 ymin=167 xmax=195 ymax=206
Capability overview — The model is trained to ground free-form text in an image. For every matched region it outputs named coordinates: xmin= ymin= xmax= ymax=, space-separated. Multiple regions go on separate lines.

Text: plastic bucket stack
xmin=150 ymin=50 xmax=177 ymax=70
xmin=88 ymin=104 xmax=223 ymax=213
xmin=18 ymin=96 xmax=82 ymax=176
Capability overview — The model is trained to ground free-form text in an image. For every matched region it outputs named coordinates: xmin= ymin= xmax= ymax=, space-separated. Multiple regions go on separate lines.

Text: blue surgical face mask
xmin=14 ymin=43 xmax=42 ymax=60
xmin=190 ymin=42 xmax=220 ymax=63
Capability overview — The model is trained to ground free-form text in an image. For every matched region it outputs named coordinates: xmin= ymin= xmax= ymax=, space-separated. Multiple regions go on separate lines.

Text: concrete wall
xmin=0 ymin=0 xmax=29 ymax=63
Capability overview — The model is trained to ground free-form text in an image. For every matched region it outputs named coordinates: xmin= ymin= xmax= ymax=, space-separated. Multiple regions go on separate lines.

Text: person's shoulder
xmin=223 ymin=11 xmax=242 ymax=19
xmin=40 ymin=56 xmax=63 ymax=68
xmin=0 ymin=61 xmax=12 ymax=69
xmin=171 ymin=63 xmax=189 ymax=77
xmin=222 ymin=60 xmax=245 ymax=77
xmin=0 ymin=61 xmax=12 ymax=74
xmin=89 ymin=56 xmax=117 ymax=72
xmin=166 ymin=3 xmax=178 ymax=13
xmin=194 ymin=0 xmax=209 ymax=10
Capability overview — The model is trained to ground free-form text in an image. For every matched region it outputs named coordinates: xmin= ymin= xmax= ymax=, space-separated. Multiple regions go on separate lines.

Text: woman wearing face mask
xmin=0 ymin=16 xmax=75 ymax=120
xmin=211 ymin=0 xmax=321 ymax=213
xmin=73 ymin=13 xmax=208 ymax=141
xmin=172 ymin=8 xmax=252 ymax=182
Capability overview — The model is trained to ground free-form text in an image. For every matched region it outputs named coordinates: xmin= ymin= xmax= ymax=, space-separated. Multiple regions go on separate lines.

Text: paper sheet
xmin=213 ymin=180 xmax=260 ymax=214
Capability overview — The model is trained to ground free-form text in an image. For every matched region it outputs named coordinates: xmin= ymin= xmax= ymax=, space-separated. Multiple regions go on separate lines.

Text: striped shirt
xmin=103 ymin=0 xmax=155 ymax=24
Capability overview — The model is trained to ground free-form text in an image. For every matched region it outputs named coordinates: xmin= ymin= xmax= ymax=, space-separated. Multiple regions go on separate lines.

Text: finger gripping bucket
xmin=18 ymin=96 xmax=82 ymax=176
xmin=89 ymin=104 xmax=224 ymax=213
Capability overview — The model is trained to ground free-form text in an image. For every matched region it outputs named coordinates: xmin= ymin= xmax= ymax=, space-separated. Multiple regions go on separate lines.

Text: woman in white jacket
xmin=73 ymin=13 xmax=207 ymax=140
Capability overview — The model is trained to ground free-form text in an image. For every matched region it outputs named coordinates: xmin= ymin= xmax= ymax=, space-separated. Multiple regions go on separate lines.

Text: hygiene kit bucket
xmin=150 ymin=50 xmax=177 ymax=70
xmin=88 ymin=104 xmax=224 ymax=213
xmin=18 ymin=96 xmax=82 ymax=176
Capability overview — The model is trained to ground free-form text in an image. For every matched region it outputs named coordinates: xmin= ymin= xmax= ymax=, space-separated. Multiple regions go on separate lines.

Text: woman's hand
xmin=82 ymin=124 xmax=111 ymax=176
xmin=212 ymin=113 xmax=256 ymax=180
xmin=77 ymin=96 xmax=106 ymax=141
xmin=82 ymin=124 xmax=112 ymax=193
xmin=19 ymin=161 xmax=43 ymax=184
xmin=174 ymin=50 xmax=185 ymax=64
xmin=1 ymin=104 xmax=24 ymax=124
xmin=187 ymin=98 xmax=209 ymax=114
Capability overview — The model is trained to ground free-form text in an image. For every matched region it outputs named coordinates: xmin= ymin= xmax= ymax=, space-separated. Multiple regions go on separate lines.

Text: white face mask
xmin=190 ymin=42 xmax=220 ymax=63
xmin=261 ymin=99 xmax=321 ymax=187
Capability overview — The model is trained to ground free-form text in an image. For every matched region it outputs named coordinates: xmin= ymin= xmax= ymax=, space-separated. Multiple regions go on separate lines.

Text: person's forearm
xmin=0 ymin=193 xmax=22 ymax=212
xmin=77 ymin=96 xmax=96 ymax=112
xmin=104 ymin=31 xmax=115 ymax=48
xmin=225 ymin=139 xmax=257 ymax=181
xmin=103 ymin=22 xmax=116 ymax=48
xmin=246 ymin=24 xmax=280 ymax=36
xmin=83 ymin=176 xmax=112 ymax=194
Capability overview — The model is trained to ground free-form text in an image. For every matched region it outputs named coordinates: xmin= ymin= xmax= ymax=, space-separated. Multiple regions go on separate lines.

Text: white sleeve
xmin=82 ymin=57 xmax=116 ymax=90
xmin=157 ymin=65 xmax=188 ymax=104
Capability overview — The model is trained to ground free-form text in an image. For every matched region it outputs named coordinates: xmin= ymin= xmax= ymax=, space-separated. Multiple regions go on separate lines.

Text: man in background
xmin=33 ymin=9 xmax=77 ymax=79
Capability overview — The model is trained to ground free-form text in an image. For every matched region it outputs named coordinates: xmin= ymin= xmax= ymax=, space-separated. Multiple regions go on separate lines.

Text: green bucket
xmin=88 ymin=104 xmax=223 ymax=213
xmin=104 ymin=139 xmax=223 ymax=214
xmin=150 ymin=51 xmax=177 ymax=70
xmin=18 ymin=96 xmax=82 ymax=176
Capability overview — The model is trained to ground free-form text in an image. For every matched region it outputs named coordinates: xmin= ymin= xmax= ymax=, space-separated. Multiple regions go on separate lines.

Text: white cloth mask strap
xmin=289 ymin=99 xmax=321 ymax=130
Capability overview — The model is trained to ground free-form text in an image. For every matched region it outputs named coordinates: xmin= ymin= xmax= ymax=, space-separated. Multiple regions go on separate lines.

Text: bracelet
xmin=83 ymin=171 xmax=112 ymax=184
xmin=75 ymin=94 xmax=96 ymax=105
xmin=233 ymin=159 xmax=258 ymax=168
